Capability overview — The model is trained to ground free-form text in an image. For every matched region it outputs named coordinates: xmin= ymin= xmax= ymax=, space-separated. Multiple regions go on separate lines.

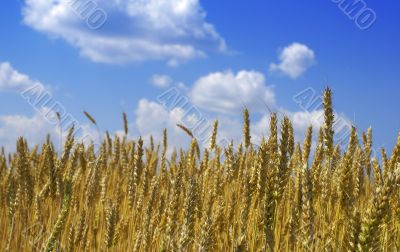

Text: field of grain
xmin=0 ymin=88 xmax=399 ymax=251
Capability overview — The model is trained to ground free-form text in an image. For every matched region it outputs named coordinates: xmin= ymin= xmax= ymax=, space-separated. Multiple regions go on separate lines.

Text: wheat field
xmin=0 ymin=88 xmax=399 ymax=251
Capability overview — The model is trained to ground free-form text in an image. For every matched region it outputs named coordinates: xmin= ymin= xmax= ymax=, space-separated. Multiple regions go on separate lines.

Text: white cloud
xmin=151 ymin=74 xmax=172 ymax=88
xmin=190 ymin=70 xmax=276 ymax=114
xmin=132 ymin=99 xmax=325 ymax=151
xmin=133 ymin=70 xmax=353 ymax=151
xmin=134 ymin=98 xmax=256 ymax=150
xmin=0 ymin=62 xmax=101 ymax=151
xmin=133 ymin=77 xmax=317 ymax=150
xmin=287 ymin=109 xmax=324 ymax=134
xmin=0 ymin=62 xmax=46 ymax=92
xmin=0 ymin=108 xmax=60 ymax=151
xmin=281 ymin=109 xmax=353 ymax=149
xmin=0 ymin=61 xmax=350 ymax=154
xmin=134 ymin=99 xmax=197 ymax=150
xmin=0 ymin=100 xmax=350 ymax=155
xmin=0 ymin=107 xmax=100 ymax=152
xmin=270 ymin=43 xmax=316 ymax=79
xmin=22 ymin=0 xmax=226 ymax=65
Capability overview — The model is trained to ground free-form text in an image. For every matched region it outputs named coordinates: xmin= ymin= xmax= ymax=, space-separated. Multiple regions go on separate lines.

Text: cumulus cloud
xmin=282 ymin=108 xmax=353 ymax=149
xmin=134 ymin=98 xmax=251 ymax=150
xmin=22 ymin=0 xmax=226 ymax=65
xmin=287 ymin=110 xmax=324 ymax=133
xmin=0 ymin=61 xmax=350 ymax=153
xmin=135 ymin=70 xmax=314 ymax=149
xmin=0 ymin=107 xmax=101 ymax=152
xmin=0 ymin=62 xmax=100 ymax=151
xmin=151 ymin=74 xmax=172 ymax=88
xmin=0 ymin=108 xmax=60 ymax=151
xmin=134 ymin=99 xmax=200 ymax=150
xmin=132 ymin=99 xmax=327 ymax=151
xmin=190 ymin=70 xmax=276 ymax=114
xmin=270 ymin=43 xmax=316 ymax=79
xmin=133 ymin=69 xmax=354 ymax=151
xmin=0 ymin=62 xmax=46 ymax=92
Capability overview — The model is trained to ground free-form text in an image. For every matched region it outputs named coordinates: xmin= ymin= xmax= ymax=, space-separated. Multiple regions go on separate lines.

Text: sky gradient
xmin=0 ymin=0 xmax=399 ymax=154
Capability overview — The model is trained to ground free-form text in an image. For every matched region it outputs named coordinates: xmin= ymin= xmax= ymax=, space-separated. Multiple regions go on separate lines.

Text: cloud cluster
xmin=0 ymin=64 xmax=351 ymax=152
xmin=190 ymin=70 xmax=276 ymax=114
xmin=0 ymin=63 xmax=100 ymax=151
xmin=270 ymin=43 xmax=316 ymax=79
xmin=0 ymin=38 xmax=344 ymax=153
xmin=133 ymin=99 xmax=196 ymax=148
xmin=0 ymin=62 xmax=46 ymax=92
xmin=22 ymin=0 xmax=226 ymax=65
xmin=0 ymin=107 xmax=101 ymax=152
xmin=134 ymin=70 xmax=343 ymax=150
xmin=0 ymin=108 xmax=60 ymax=151
xmin=132 ymin=98 xmax=332 ymax=151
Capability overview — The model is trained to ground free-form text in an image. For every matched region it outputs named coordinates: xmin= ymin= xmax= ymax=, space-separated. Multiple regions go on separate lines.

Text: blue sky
xmin=0 ymin=0 xmax=399 ymax=154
